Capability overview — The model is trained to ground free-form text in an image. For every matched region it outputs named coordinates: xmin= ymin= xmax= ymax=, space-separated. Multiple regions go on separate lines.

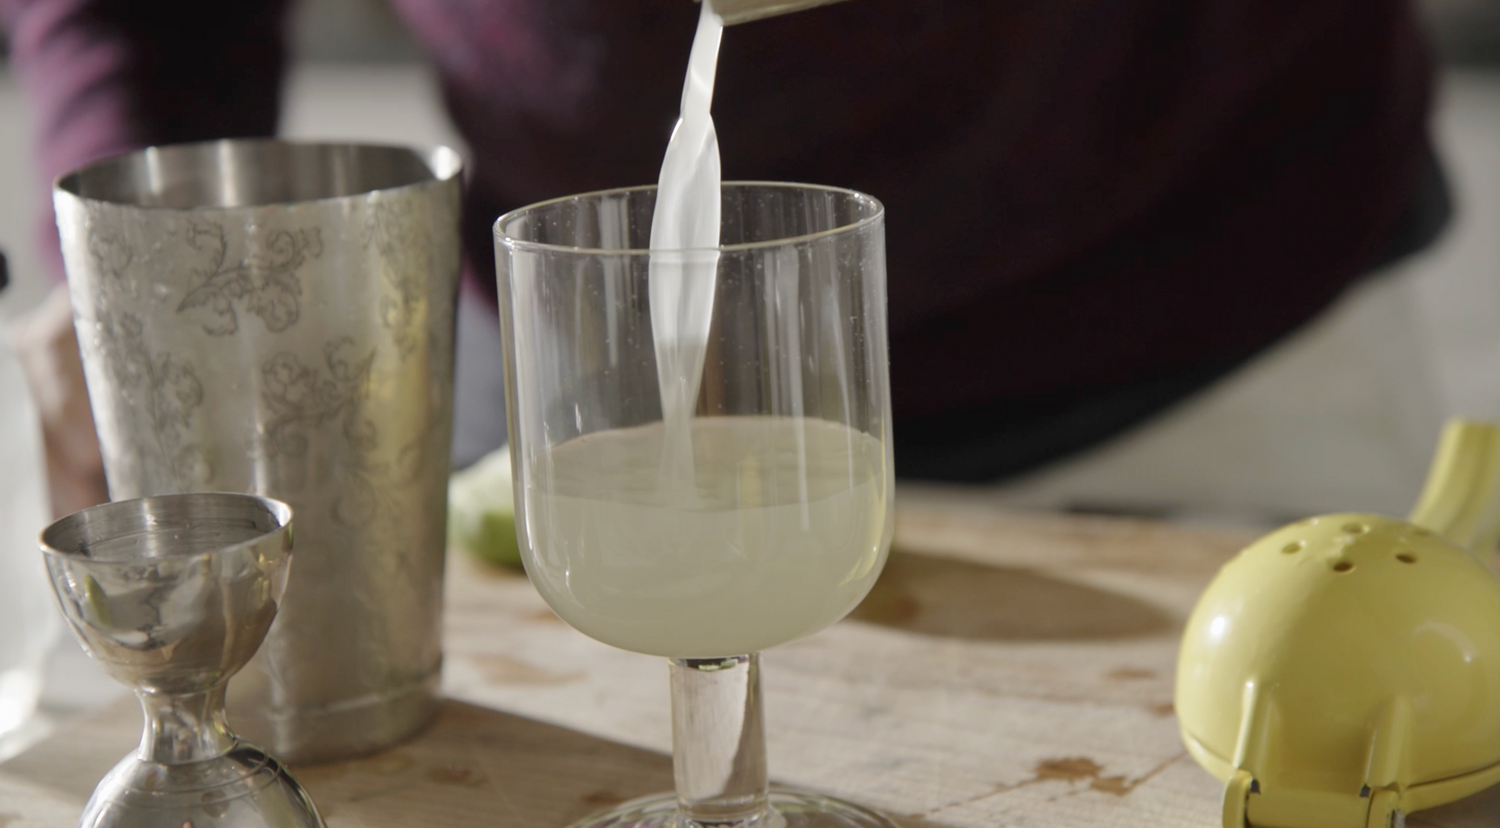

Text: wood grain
xmin=6 ymin=486 xmax=1497 ymax=827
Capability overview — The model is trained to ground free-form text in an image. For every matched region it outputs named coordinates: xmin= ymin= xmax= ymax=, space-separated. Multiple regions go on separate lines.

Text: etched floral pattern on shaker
xmin=84 ymin=221 xmax=212 ymax=491
xmin=177 ymin=221 xmax=322 ymax=336
xmin=368 ymin=199 xmax=431 ymax=358
xmin=55 ymin=142 xmax=464 ymax=764
xmin=261 ymin=338 xmax=396 ymax=525
xmin=87 ymin=228 xmax=133 ymax=291
xmin=262 ymin=338 xmax=377 ymax=458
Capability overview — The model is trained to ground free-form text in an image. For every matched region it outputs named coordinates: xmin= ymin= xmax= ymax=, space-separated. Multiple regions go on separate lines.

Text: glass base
xmin=570 ymin=789 xmax=897 ymax=828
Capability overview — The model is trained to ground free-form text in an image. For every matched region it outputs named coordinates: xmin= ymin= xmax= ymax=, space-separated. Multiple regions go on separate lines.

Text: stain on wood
xmin=1107 ymin=668 xmax=1158 ymax=681
xmin=472 ymin=654 xmax=583 ymax=685
xmin=1021 ymin=755 xmax=1180 ymax=797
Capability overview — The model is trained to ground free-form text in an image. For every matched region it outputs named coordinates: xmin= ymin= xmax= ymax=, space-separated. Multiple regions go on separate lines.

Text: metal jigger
xmin=40 ymin=493 xmax=324 ymax=828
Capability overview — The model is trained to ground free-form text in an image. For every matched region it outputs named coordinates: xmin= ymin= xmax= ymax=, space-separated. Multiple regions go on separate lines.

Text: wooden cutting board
xmin=4 ymin=486 xmax=1498 ymax=827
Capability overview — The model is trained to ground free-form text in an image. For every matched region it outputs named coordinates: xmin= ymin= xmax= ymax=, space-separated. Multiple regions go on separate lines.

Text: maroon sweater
xmin=0 ymin=0 xmax=1440 ymax=472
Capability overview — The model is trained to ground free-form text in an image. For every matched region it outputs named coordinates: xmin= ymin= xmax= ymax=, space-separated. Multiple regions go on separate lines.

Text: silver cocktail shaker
xmin=53 ymin=139 xmax=462 ymax=763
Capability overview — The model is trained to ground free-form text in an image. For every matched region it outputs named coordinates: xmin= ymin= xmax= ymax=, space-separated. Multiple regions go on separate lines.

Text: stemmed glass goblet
xmin=495 ymin=182 xmax=895 ymax=828
xmin=40 ymin=493 xmax=324 ymax=828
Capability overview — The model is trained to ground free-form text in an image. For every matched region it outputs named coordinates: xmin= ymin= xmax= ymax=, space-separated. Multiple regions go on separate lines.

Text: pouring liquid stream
xmin=523 ymin=1 xmax=893 ymax=661
xmin=650 ymin=1 xmax=724 ymax=488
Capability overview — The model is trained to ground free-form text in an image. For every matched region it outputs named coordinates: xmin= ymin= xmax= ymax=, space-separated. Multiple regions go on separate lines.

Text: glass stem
xmin=138 ymin=684 xmax=236 ymax=765
xmin=670 ymin=653 xmax=770 ymax=825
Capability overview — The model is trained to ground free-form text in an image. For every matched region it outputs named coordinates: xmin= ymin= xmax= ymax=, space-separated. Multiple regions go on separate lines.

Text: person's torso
xmin=394 ymin=0 xmax=1435 ymax=416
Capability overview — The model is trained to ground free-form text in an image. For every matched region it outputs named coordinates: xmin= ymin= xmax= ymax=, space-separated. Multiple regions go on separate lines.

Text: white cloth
xmin=992 ymin=258 xmax=1458 ymax=521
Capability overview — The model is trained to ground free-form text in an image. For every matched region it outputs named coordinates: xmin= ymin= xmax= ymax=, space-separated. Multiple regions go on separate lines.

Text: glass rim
xmin=53 ymin=138 xmax=465 ymax=212
xmin=40 ymin=492 xmax=293 ymax=563
xmin=493 ymin=180 xmax=885 ymax=256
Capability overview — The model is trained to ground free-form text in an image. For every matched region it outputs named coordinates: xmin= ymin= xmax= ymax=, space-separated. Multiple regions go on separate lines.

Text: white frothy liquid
xmin=650 ymin=1 xmax=724 ymax=480
xmin=525 ymin=416 xmax=891 ymax=657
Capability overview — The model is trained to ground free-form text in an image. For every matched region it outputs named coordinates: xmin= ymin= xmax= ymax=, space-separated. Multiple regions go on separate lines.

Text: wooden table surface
xmin=5 ymin=487 xmax=1500 ymax=827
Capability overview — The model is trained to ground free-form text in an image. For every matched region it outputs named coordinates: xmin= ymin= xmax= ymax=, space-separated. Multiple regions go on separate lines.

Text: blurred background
xmin=988 ymin=0 xmax=1500 ymax=524
xmin=0 ymin=0 xmax=1497 ymax=508
xmin=1 ymin=0 xmax=1498 ymax=518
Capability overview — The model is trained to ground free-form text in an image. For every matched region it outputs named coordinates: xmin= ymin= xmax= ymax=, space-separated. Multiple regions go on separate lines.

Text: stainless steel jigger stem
xmin=41 ymin=493 xmax=324 ymax=828
xmin=139 ymin=687 xmax=235 ymax=765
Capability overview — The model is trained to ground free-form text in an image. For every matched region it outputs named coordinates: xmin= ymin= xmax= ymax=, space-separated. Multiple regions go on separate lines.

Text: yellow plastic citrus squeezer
xmin=1177 ymin=420 xmax=1500 ymax=828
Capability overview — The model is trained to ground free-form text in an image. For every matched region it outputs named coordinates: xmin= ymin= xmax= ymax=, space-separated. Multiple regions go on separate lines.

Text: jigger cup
xmin=41 ymin=493 xmax=324 ymax=828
